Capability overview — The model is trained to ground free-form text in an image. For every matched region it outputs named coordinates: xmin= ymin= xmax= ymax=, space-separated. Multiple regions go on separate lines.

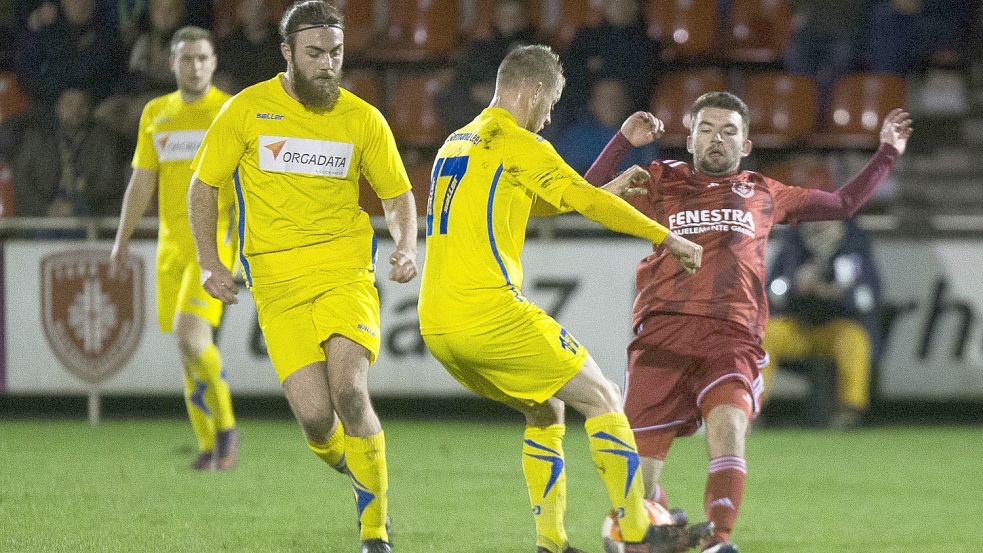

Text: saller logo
xmin=259 ymin=135 xmax=354 ymax=178
xmin=40 ymin=251 xmax=144 ymax=385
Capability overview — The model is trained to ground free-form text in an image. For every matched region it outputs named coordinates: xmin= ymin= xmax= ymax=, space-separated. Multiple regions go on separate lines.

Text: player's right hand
xmin=620 ymin=111 xmax=665 ymax=147
xmin=663 ymin=232 xmax=702 ymax=275
xmin=201 ymin=264 xmax=239 ymax=305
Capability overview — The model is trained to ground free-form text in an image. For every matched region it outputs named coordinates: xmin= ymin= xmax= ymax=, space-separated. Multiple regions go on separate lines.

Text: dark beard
xmin=291 ymin=69 xmax=342 ymax=111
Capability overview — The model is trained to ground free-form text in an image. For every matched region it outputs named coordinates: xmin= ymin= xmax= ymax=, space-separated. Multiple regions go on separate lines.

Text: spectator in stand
xmin=784 ymin=0 xmax=871 ymax=118
xmin=762 ymin=219 xmax=882 ymax=429
xmin=215 ymin=0 xmax=284 ymax=93
xmin=555 ymin=78 xmax=657 ymax=174
xmin=13 ymin=0 xmax=123 ymax=106
xmin=94 ymin=0 xmax=189 ymax=151
xmin=434 ymin=0 xmax=541 ymax=132
xmin=556 ymin=0 xmax=659 ymax=136
xmin=866 ymin=0 xmax=976 ymax=73
xmin=11 ymin=88 xmax=124 ymax=217
xmin=128 ymin=0 xmax=187 ymax=94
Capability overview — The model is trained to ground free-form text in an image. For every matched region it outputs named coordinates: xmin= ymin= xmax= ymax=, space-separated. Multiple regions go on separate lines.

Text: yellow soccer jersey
xmin=132 ymin=87 xmax=235 ymax=262
xmin=191 ymin=75 xmax=411 ymax=286
xmin=418 ymin=107 xmax=588 ymax=334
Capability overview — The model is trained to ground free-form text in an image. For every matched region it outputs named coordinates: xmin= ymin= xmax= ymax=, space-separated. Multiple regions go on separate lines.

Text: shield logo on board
xmin=40 ymin=251 xmax=144 ymax=385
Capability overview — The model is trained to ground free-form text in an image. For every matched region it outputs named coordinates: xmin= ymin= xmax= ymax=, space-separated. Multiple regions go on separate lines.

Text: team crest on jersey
xmin=731 ymin=179 xmax=755 ymax=198
xmin=40 ymin=251 xmax=145 ymax=385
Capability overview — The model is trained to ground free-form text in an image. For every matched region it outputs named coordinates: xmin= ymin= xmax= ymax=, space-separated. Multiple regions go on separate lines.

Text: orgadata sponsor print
xmin=258 ymin=135 xmax=354 ymax=178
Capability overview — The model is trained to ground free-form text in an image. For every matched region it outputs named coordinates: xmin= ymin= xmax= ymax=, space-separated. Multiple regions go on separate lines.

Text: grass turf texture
xmin=0 ymin=420 xmax=977 ymax=552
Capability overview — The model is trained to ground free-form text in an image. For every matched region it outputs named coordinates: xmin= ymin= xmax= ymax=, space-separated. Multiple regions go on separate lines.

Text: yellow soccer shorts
xmin=423 ymin=303 xmax=588 ymax=409
xmin=156 ymin=241 xmax=236 ymax=333
xmin=251 ymin=268 xmax=381 ymax=382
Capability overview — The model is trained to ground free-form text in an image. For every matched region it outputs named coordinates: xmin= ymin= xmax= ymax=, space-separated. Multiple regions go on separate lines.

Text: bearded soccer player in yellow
xmin=418 ymin=45 xmax=708 ymax=553
xmin=111 ymin=26 xmax=238 ymax=471
xmin=187 ymin=3 xmax=416 ymax=552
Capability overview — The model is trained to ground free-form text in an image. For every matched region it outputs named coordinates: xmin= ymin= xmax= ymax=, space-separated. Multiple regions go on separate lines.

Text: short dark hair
xmin=690 ymin=91 xmax=749 ymax=135
xmin=496 ymin=44 xmax=564 ymax=94
xmin=170 ymin=26 xmax=215 ymax=52
xmin=279 ymin=1 xmax=344 ymax=47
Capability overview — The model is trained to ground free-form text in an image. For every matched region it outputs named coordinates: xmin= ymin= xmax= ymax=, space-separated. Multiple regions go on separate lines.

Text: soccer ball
xmin=601 ymin=499 xmax=680 ymax=553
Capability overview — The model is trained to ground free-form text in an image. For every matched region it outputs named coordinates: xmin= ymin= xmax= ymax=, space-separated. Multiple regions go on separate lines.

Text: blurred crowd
xmin=0 ymin=0 xmax=979 ymax=218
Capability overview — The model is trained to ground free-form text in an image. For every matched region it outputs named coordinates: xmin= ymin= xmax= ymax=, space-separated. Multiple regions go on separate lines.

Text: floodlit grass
xmin=0 ymin=420 xmax=977 ymax=552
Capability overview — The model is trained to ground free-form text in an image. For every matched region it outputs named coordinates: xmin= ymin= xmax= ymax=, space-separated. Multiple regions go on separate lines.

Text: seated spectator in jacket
xmin=761 ymin=219 xmax=882 ymax=429
xmin=215 ymin=0 xmax=284 ymax=93
xmin=784 ymin=0 xmax=871 ymax=118
xmin=14 ymin=0 xmax=123 ymax=106
xmin=435 ymin=0 xmax=542 ymax=131
xmin=554 ymin=78 xmax=657 ymax=174
xmin=556 ymin=0 xmax=659 ymax=135
xmin=866 ymin=0 xmax=975 ymax=73
xmin=12 ymin=88 xmax=125 ymax=217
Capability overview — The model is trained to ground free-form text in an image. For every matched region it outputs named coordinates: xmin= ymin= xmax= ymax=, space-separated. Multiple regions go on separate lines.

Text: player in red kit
xmin=585 ymin=92 xmax=913 ymax=553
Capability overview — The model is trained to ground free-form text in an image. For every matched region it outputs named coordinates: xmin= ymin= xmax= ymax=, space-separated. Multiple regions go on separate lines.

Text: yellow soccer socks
xmin=522 ymin=424 xmax=569 ymax=552
xmin=307 ymin=419 xmax=348 ymax=474
xmin=585 ymin=412 xmax=650 ymax=543
xmin=346 ymin=431 xmax=390 ymax=542
xmin=194 ymin=344 xmax=236 ymax=432
xmin=182 ymin=369 xmax=215 ymax=452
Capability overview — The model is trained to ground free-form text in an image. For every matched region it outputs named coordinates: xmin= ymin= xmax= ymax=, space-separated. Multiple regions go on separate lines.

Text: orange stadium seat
xmin=645 ymin=0 xmax=716 ymax=61
xmin=341 ymin=69 xmax=383 ymax=108
xmin=369 ymin=0 xmax=459 ymax=61
xmin=406 ymin=159 xmax=435 ymax=217
xmin=724 ymin=0 xmax=792 ymax=64
xmin=812 ymin=73 xmax=907 ymax=149
xmin=469 ymin=0 xmax=545 ymax=40
xmin=0 ymin=73 xmax=30 ymax=123
xmin=388 ymin=72 xmax=451 ymax=148
xmin=743 ymin=72 xmax=817 ymax=148
xmin=335 ymin=0 xmax=375 ymax=55
xmin=552 ymin=0 xmax=603 ymax=50
xmin=650 ymin=69 xmax=728 ymax=147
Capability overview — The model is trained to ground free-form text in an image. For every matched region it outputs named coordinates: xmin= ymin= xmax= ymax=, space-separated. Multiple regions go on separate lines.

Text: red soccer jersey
xmin=628 ymin=159 xmax=810 ymax=339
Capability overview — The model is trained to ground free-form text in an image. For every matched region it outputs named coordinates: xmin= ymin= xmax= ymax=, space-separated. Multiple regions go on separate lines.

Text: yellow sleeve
xmin=561 ymin=182 xmax=670 ymax=244
xmin=191 ymin=97 xmax=246 ymax=188
xmin=529 ymin=195 xmax=574 ymax=217
xmin=131 ymin=101 xmax=159 ymax=171
xmin=505 ymin=131 xmax=582 ymax=209
xmin=360 ymin=106 xmax=412 ymax=200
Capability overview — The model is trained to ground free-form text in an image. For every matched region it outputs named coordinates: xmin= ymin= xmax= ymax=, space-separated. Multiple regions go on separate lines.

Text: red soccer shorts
xmin=624 ymin=313 xmax=766 ymax=458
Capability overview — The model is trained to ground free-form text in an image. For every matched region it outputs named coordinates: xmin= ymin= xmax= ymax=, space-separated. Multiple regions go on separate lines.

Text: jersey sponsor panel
xmin=258 ymin=135 xmax=353 ymax=177
xmin=153 ymin=130 xmax=206 ymax=162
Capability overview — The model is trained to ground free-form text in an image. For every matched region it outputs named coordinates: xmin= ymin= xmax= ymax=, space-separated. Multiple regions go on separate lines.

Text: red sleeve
xmin=584 ymin=131 xmax=633 ymax=186
xmin=779 ymin=143 xmax=900 ymax=224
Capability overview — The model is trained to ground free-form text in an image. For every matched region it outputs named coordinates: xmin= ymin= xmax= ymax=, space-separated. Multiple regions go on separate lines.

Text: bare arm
xmin=111 ymin=168 xmax=157 ymax=266
xmin=188 ymin=178 xmax=237 ymax=304
xmin=380 ymin=190 xmax=418 ymax=283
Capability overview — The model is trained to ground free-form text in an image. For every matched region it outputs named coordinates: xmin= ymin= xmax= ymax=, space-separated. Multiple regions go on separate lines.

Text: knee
xmin=295 ymin=406 xmax=334 ymax=443
xmin=330 ymin=384 xmax=371 ymax=422
xmin=523 ymin=399 xmax=564 ymax=427
xmin=588 ymin=378 xmax=622 ymax=414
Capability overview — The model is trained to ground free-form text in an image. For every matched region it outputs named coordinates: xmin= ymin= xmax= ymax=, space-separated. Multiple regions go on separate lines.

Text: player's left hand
xmin=601 ymin=165 xmax=650 ymax=199
xmin=389 ymin=247 xmax=417 ymax=283
xmin=880 ymin=108 xmax=913 ymax=155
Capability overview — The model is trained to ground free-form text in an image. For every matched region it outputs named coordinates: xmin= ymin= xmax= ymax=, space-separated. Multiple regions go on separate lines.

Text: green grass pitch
xmin=0 ymin=419 xmax=977 ymax=552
